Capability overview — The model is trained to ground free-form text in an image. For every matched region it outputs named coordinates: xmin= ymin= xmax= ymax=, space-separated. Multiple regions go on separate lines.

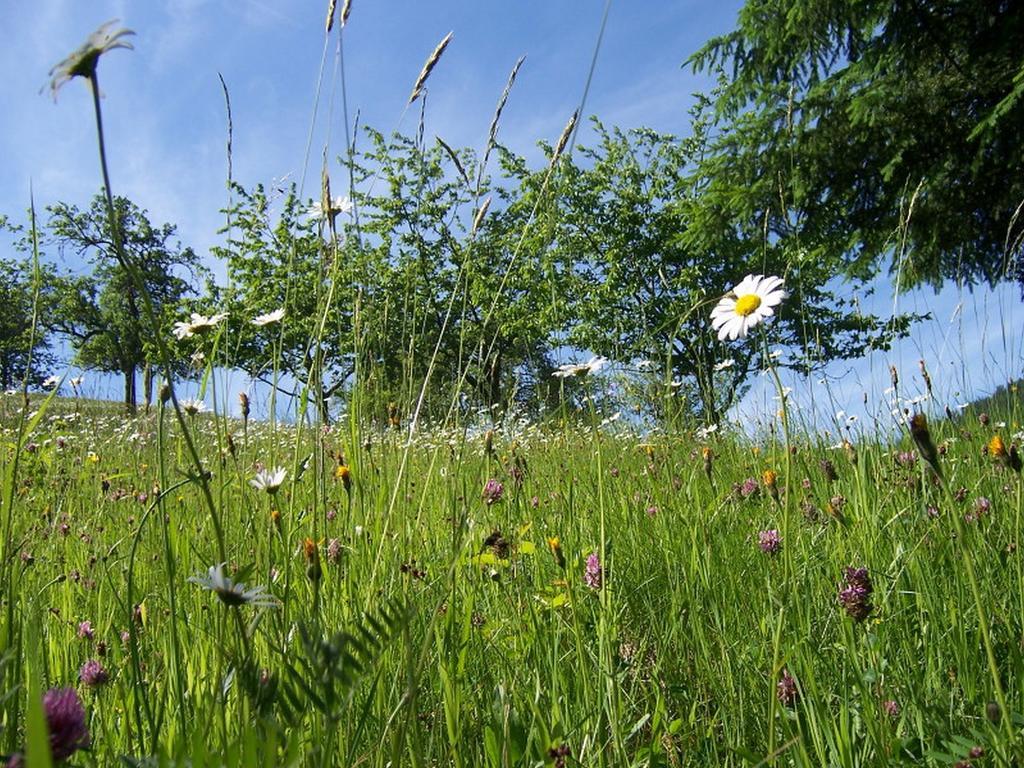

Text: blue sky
xmin=3 ymin=0 xmax=1021 ymax=430
xmin=2 ymin=0 xmax=735 ymax=257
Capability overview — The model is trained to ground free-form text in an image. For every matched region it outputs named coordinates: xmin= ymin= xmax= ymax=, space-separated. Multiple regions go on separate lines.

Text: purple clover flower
xmin=584 ymin=552 xmax=603 ymax=590
xmin=776 ymin=669 xmax=798 ymax=707
xmin=758 ymin=529 xmax=782 ymax=555
xmin=838 ymin=566 xmax=873 ymax=622
xmin=482 ymin=478 xmax=504 ymax=505
xmin=738 ymin=478 xmax=759 ymax=499
xmin=43 ymin=687 xmax=91 ymax=760
xmin=79 ymin=659 xmax=109 ymax=688
xmin=326 ymin=538 xmax=342 ymax=564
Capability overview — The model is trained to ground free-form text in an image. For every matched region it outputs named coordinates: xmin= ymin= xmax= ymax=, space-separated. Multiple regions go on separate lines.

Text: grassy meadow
xmin=1 ymin=388 xmax=1023 ymax=766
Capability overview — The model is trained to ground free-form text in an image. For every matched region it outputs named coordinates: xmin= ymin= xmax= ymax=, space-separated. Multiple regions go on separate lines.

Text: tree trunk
xmin=142 ymin=363 xmax=153 ymax=413
xmin=123 ymin=366 xmax=137 ymax=414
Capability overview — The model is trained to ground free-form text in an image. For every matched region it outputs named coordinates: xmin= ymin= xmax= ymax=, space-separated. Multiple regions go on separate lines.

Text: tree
xmin=48 ymin=194 xmax=204 ymax=411
xmin=687 ymin=0 xmax=1024 ymax=291
xmin=349 ymin=128 xmax=563 ymax=417
xmin=218 ymin=182 xmax=358 ymax=423
xmin=540 ymin=121 xmax=914 ymax=421
xmin=0 ymin=255 xmax=57 ymax=390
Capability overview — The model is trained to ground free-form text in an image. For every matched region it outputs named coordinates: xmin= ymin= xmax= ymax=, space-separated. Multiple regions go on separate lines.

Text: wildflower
xmin=552 ymin=356 xmax=609 ymax=378
xmin=79 ymin=659 xmax=109 ymax=688
xmin=987 ymin=433 xmax=1006 ymax=458
xmin=77 ymin=621 xmax=94 ymax=640
xmin=547 ymin=537 xmax=566 ymax=570
xmin=842 ymin=439 xmax=858 ymax=466
xmin=252 ymin=307 xmax=285 ymax=327
xmin=180 ymin=398 xmax=206 ymax=416
xmin=172 ymin=312 xmax=227 ymax=340
xmin=820 ymin=458 xmax=838 ymax=482
xmin=838 ymin=566 xmax=873 ymax=622
xmin=48 ymin=19 xmax=134 ymax=99
xmin=714 ymin=358 xmax=735 ymax=371
xmin=738 ymin=477 xmax=760 ymax=499
xmin=882 ymin=699 xmax=900 ymax=718
xmin=710 ymin=274 xmax=786 ymax=341
xmin=908 ymin=413 xmax=942 ymax=478
xmin=645 ymin=505 xmax=658 ymax=517
xmin=776 ymin=668 xmax=798 ymax=707
xmin=966 ymin=496 xmax=992 ymax=523
xmin=584 ymin=552 xmax=603 ymax=589
xmin=988 ymin=434 xmax=1022 ymax=472
xmin=481 ymin=478 xmax=504 ymax=505
xmin=326 ymin=538 xmax=342 ymax=564
xmin=762 ymin=469 xmax=779 ymax=501
xmin=335 ymin=463 xmax=352 ymax=491
xmin=189 ymin=563 xmax=277 ymax=608
xmin=758 ymin=529 xmax=782 ymax=555
xmin=303 ymin=538 xmax=322 ymax=583
xmin=250 ymin=467 xmax=286 ymax=494
xmin=41 ymin=687 xmax=91 ymax=760
xmin=547 ymin=744 xmax=571 ymax=768
xmin=43 ymin=374 xmax=61 ymax=388
xmin=307 ymin=196 xmax=353 ymax=221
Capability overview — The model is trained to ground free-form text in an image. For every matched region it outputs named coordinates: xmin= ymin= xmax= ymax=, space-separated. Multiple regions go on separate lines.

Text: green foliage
xmin=217 ymin=182 xmax=353 ymax=421
xmin=0 ymin=255 xmax=57 ymax=390
xmin=688 ymin=0 xmax=1024 ymax=290
xmin=534 ymin=120 xmax=914 ymax=420
xmin=46 ymin=194 xmax=205 ymax=410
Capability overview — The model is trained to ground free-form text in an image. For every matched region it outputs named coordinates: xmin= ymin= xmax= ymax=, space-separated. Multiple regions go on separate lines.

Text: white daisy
xmin=252 ymin=308 xmax=286 ymax=327
xmin=250 ymin=466 xmax=287 ymax=494
xmin=710 ymin=274 xmax=786 ymax=341
xmin=173 ymin=312 xmax=228 ymax=340
xmin=43 ymin=375 xmax=61 ymax=388
xmin=189 ymin=563 xmax=277 ymax=608
xmin=713 ymin=359 xmax=735 ymax=371
xmin=307 ymin=196 xmax=353 ymax=221
xmin=180 ymin=398 xmax=206 ymax=416
xmin=552 ymin=356 xmax=609 ymax=378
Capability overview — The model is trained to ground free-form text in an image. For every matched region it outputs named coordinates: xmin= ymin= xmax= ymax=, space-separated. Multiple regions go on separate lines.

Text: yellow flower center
xmin=734 ymin=294 xmax=762 ymax=316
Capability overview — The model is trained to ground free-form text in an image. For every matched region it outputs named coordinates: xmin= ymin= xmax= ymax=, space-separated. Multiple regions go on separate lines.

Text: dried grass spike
xmin=488 ymin=56 xmax=525 ymax=149
xmin=550 ymin=109 xmax=579 ymax=169
xmin=409 ymin=31 xmax=453 ymax=105
xmin=341 ymin=0 xmax=353 ymax=27
xmin=436 ymin=137 xmax=470 ymax=186
xmin=471 ymin=197 xmax=492 ymax=238
xmin=325 ymin=0 xmax=338 ymax=32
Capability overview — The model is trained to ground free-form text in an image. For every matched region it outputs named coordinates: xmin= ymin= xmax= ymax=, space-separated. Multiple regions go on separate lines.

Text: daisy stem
xmin=761 ymin=331 xmax=793 ymax=765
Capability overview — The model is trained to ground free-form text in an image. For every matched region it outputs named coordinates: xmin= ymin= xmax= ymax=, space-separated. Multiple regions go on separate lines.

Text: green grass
xmin=1 ymin=392 xmax=1022 ymax=766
